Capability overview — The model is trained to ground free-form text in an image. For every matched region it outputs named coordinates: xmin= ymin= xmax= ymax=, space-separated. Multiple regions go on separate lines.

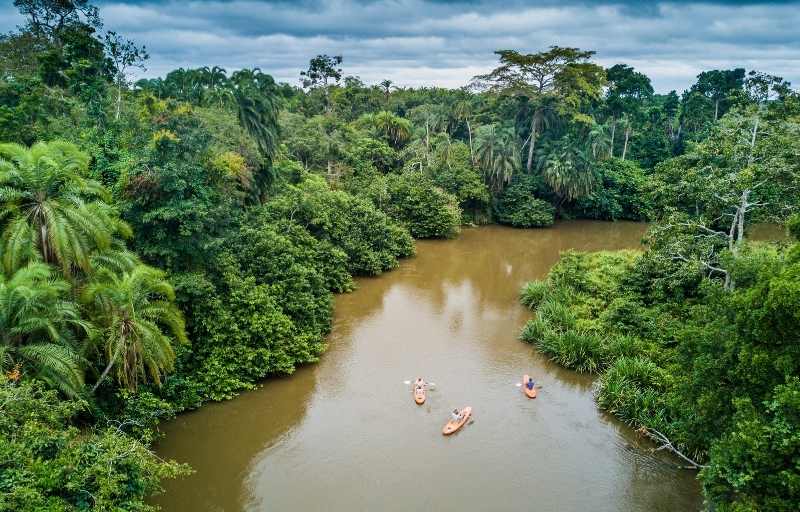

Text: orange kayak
xmin=522 ymin=375 xmax=537 ymax=398
xmin=413 ymin=379 xmax=426 ymax=404
xmin=442 ymin=406 xmax=472 ymax=435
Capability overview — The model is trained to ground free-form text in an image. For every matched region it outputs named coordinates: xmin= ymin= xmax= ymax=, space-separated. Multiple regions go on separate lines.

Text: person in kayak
xmin=451 ymin=408 xmax=462 ymax=422
xmin=526 ymin=377 xmax=535 ymax=390
xmin=414 ymin=378 xmax=425 ymax=391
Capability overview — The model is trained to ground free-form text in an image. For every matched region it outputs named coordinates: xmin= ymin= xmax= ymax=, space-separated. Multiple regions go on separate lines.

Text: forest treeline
xmin=0 ymin=1 xmax=798 ymax=510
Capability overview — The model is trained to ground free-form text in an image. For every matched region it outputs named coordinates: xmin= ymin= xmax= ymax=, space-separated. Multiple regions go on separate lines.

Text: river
xmin=154 ymin=221 xmax=703 ymax=511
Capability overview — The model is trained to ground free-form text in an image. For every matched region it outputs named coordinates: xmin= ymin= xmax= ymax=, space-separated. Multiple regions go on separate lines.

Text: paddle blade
xmin=403 ymin=380 xmax=411 ymax=385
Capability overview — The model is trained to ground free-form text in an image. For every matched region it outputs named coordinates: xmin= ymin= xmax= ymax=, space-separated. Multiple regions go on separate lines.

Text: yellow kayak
xmin=442 ymin=407 xmax=472 ymax=435
xmin=522 ymin=375 xmax=537 ymax=398
xmin=413 ymin=378 xmax=426 ymax=405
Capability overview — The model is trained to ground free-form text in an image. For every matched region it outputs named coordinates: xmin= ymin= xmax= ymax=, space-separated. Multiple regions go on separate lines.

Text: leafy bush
xmin=494 ymin=175 xmax=555 ymax=228
xmin=519 ymin=250 xmax=643 ymax=373
xmin=384 ymin=171 xmax=462 ymax=238
xmin=346 ymin=136 xmax=399 ymax=173
xmin=0 ymin=380 xmax=188 ymax=511
xmin=701 ymin=379 xmax=800 ymax=512
xmin=174 ymin=269 xmax=322 ymax=402
xmin=428 ymin=141 xmax=491 ymax=223
xmin=544 ymin=329 xmax=605 ymax=373
xmin=265 ymin=174 xmax=415 ymax=275
xmin=787 ymin=213 xmax=800 ymax=240
xmin=571 ymin=159 xmax=648 ymax=220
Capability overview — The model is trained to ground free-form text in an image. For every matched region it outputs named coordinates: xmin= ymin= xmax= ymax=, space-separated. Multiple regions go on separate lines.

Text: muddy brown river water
xmin=154 ymin=221 xmax=703 ymax=511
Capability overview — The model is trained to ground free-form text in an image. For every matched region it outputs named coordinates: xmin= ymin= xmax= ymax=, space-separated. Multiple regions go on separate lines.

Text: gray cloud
xmin=2 ymin=1 xmax=799 ymax=92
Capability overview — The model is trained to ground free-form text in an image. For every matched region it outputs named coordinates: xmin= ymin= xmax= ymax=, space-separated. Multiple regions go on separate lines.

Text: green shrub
xmin=384 ymin=171 xmax=462 ymax=238
xmin=701 ymin=380 xmax=800 ymax=512
xmin=494 ymin=175 xmax=555 ymax=228
xmin=0 ymin=381 xmax=189 ymax=511
xmin=265 ymin=174 xmax=415 ymax=275
xmin=428 ymin=142 xmax=491 ymax=223
xmin=183 ymin=270 xmax=323 ymax=401
xmin=571 ymin=159 xmax=648 ymax=221
xmin=787 ymin=213 xmax=800 ymax=240
xmin=519 ymin=249 xmax=653 ymax=375
xmin=604 ymin=334 xmax=647 ymax=363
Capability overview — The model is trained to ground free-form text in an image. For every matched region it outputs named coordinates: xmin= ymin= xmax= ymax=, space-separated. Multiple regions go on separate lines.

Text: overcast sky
xmin=2 ymin=0 xmax=799 ymax=93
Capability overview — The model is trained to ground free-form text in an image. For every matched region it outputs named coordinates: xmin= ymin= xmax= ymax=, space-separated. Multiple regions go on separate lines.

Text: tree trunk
xmin=526 ymin=110 xmax=539 ymax=172
xmin=467 ymin=120 xmax=475 ymax=166
xmin=714 ymin=98 xmax=719 ymax=121
xmin=425 ymin=119 xmax=430 ymax=152
xmin=609 ymin=118 xmax=616 ymax=158
xmin=748 ymin=117 xmax=759 ymax=165
xmin=622 ymin=125 xmax=630 ymax=160
xmin=115 ymin=80 xmax=122 ymax=121
xmin=735 ymin=189 xmax=750 ymax=251
xmin=92 ymin=341 xmax=125 ymax=393
xmin=40 ymin=223 xmax=51 ymax=265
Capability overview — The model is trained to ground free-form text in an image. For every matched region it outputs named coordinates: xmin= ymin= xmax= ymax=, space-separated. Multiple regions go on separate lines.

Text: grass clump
xmin=519 ymin=249 xmax=642 ymax=373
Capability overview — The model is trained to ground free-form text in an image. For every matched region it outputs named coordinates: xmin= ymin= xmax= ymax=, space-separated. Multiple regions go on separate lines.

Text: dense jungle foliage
xmin=1 ymin=1 xmax=798 ymax=509
xmin=520 ymin=120 xmax=800 ymax=510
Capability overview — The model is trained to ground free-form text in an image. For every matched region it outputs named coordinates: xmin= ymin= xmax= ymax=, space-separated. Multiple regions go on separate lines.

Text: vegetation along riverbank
xmin=1 ymin=1 xmax=799 ymax=510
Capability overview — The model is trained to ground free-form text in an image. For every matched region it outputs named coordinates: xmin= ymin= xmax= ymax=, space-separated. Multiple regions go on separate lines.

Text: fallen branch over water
xmin=638 ymin=427 xmax=708 ymax=470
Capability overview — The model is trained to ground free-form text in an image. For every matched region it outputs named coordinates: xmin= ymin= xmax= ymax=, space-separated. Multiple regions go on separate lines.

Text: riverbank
xmin=519 ymin=222 xmax=798 ymax=509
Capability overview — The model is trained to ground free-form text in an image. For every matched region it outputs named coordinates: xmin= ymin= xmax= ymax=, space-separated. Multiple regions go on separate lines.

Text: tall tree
xmin=744 ymin=70 xmax=792 ymax=105
xmin=103 ymin=30 xmax=147 ymax=120
xmin=379 ymin=79 xmax=393 ymax=105
xmin=300 ymin=54 xmax=343 ymax=111
xmin=474 ymin=124 xmax=519 ymax=192
xmin=14 ymin=0 xmax=101 ymax=43
xmin=691 ymin=68 xmax=745 ymax=121
xmin=471 ymin=46 xmax=606 ymax=172
xmin=605 ymin=64 xmax=653 ymax=159
xmin=453 ymin=99 xmax=476 ymax=165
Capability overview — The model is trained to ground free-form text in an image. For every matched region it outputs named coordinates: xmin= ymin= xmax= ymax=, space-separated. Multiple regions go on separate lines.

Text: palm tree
xmin=537 ymin=138 xmax=598 ymax=205
xmin=230 ymin=70 xmax=280 ymax=163
xmin=0 ymin=263 xmax=88 ymax=396
xmin=453 ymin=99 xmax=476 ymax=165
xmin=235 ymin=92 xmax=279 ymax=159
xmin=475 ymin=124 xmax=519 ymax=193
xmin=524 ymin=98 xmax=558 ymax=172
xmin=0 ymin=141 xmax=130 ymax=276
xmin=379 ymin=79 xmax=393 ymax=105
xmin=206 ymin=65 xmax=228 ymax=106
xmin=586 ymin=122 xmax=612 ymax=160
xmin=409 ymin=105 xmax=449 ymax=149
xmin=362 ymin=111 xmax=412 ymax=149
xmin=82 ymin=264 xmax=187 ymax=393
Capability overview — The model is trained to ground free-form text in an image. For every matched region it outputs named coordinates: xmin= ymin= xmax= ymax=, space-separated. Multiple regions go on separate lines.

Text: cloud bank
xmin=2 ymin=0 xmax=798 ymax=92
